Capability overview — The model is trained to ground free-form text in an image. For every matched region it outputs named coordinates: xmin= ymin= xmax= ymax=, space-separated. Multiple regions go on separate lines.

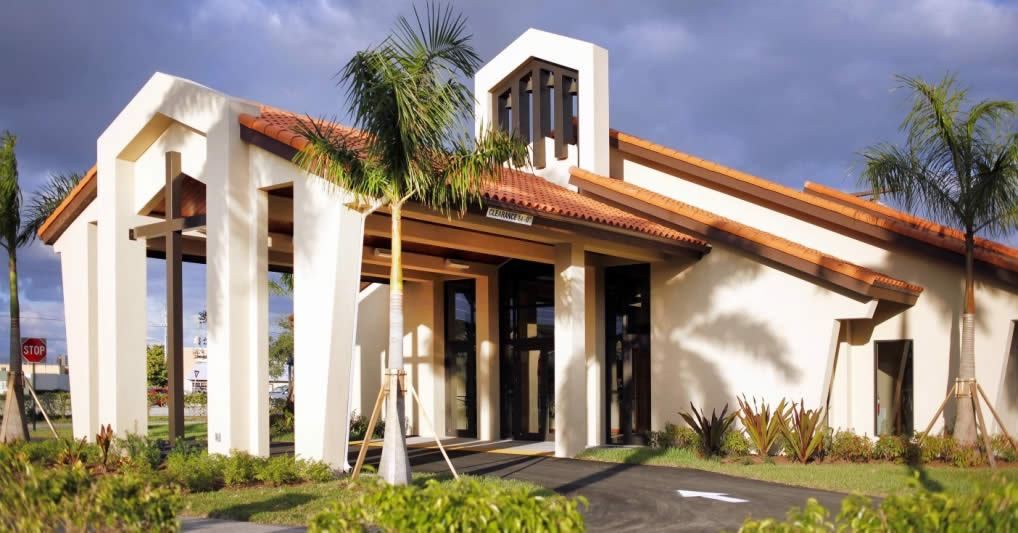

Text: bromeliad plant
xmin=679 ymin=402 xmax=737 ymax=457
xmin=736 ymin=395 xmax=787 ymax=457
xmin=780 ymin=399 xmax=825 ymax=464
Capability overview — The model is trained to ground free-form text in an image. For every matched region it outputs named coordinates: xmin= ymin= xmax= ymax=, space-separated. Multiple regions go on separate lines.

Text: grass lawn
xmin=181 ymin=474 xmax=550 ymax=526
xmin=577 ymin=447 xmax=1018 ymax=496
xmin=28 ymin=417 xmax=208 ymax=441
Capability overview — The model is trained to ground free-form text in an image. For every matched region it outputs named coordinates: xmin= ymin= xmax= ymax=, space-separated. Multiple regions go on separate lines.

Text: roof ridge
xmin=613 ymin=130 xmax=1018 ymax=273
xmin=803 ymin=181 xmax=1018 ymax=260
xmin=569 ymin=166 xmax=923 ymax=295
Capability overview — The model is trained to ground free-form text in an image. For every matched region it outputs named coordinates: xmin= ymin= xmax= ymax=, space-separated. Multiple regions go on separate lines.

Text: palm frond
xmin=20 ymin=171 xmax=82 ymax=245
xmin=269 ymin=272 xmax=294 ymax=297
xmin=0 ymin=131 xmax=22 ymax=251
xmin=861 ymin=74 xmax=1018 ymax=236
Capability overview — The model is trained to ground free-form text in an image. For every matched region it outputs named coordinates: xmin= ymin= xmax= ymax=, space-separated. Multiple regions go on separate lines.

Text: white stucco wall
xmin=620 ymin=151 xmax=1018 ymax=435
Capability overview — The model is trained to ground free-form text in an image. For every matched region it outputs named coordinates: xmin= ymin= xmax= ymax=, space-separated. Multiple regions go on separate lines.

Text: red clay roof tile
xmin=570 ymin=166 xmax=923 ymax=296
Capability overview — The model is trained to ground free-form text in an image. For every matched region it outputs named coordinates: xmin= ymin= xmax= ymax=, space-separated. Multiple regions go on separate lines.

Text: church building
xmin=38 ymin=30 xmax=1018 ymax=468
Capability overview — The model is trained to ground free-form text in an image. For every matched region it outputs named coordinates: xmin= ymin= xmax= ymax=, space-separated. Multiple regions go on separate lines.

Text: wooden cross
xmin=130 ymin=151 xmax=206 ymax=443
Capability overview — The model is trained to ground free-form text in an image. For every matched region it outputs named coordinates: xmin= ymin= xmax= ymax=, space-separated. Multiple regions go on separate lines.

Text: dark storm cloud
xmin=1 ymin=0 xmax=1017 ymax=361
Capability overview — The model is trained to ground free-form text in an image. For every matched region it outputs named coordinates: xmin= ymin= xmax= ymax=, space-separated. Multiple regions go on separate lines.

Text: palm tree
xmin=1 ymin=132 xmax=82 ymax=442
xmin=291 ymin=4 xmax=527 ymax=484
xmin=861 ymin=74 xmax=1018 ymax=445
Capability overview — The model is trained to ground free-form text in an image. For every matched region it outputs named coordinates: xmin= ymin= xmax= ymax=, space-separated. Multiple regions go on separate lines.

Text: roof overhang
xmin=570 ymin=167 xmax=922 ymax=306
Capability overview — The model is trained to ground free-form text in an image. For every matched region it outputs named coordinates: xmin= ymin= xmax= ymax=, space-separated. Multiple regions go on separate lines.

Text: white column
xmin=585 ymin=264 xmax=604 ymax=447
xmin=554 ymin=243 xmax=587 ymax=457
xmin=476 ymin=274 xmax=499 ymax=441
xmin=404 ymin=281 xmax=437 ymax=437
xmin=293 ymin=177 xmax=364 ymax=469
xmin=205 ymin=123 xmax=268 ymax=457
xmin=96 ymin=158 xmax=148 ymax=436
xmin=54 ymin=219 xmax=99 ymax=441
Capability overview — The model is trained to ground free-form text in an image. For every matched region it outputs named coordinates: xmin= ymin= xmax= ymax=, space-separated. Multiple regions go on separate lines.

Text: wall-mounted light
xmin=444 ymin=258 xmax=470 ymax=270
xmin=373 ymin=248 xmax=392 ymax=258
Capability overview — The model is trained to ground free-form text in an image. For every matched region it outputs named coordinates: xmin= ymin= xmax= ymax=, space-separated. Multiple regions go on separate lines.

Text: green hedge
xmin=0 ymin=447 xmax=180 ymax=532
xmin=310 ymin=477 xmax=586 ymax=532
xmin=740 ymin=477 xmax=1018 ymax=532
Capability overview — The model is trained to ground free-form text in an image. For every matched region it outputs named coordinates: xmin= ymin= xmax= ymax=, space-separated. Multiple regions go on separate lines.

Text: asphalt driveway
xmin=352 ymin=446 xmax=848 ymax=533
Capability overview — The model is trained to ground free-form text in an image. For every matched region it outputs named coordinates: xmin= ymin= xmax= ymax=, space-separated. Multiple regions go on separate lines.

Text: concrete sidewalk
xmin=180 ymin=517 xmax=305 ymax=532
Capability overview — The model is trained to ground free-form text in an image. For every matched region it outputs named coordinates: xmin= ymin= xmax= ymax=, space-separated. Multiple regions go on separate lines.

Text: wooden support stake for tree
xmin=406 ymin=381 xmax=459 ymax=480
xmin=971 ymin=383 xmax=997 ymax=469
xmin=351 ymin=377 xmax=388 ymax=480
xmin=917 ymin=383 xmax=954 ymax=447
xmin=976 ymin=383 xmax=1018 ymax=451
xmin=24 ymin=378 xmax=58 ymax=439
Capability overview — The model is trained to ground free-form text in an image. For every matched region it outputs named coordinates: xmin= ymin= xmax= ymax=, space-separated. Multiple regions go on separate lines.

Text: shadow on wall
xmin=653 ymin=243 xmax=798 ymax=423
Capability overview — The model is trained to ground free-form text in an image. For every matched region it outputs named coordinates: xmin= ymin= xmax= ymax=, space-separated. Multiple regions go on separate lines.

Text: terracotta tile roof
xmin=570 ymin=166 xmax=924 ymax=297
xmin=613 ymin=130 xmax=1018 ymax=273
xmin=804 ymin=181 xmax=1018 ymax=261
xmin=240 ymin=106 xmax=707 ymax=248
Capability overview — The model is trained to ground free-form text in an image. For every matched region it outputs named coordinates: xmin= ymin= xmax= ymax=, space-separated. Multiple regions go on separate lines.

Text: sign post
xmin=21 ymin=338 xmax=46 ymax=432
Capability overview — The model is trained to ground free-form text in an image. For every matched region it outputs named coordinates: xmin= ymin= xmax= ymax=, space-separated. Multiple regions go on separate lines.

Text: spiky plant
xmin=679 ymin=402 xmax=737 ymax=457
xmin=860 ymin=74 xmax=1018 ymax=445
xmin=736 ymin=395 xmax=788 ymax=457
xmin=780 ymin=400 xmax=825 ymax=464
xmin=290 ymin=3 xmax=527 ymax=484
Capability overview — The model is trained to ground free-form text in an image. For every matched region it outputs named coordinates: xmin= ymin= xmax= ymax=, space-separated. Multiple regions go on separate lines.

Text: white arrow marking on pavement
xmin=677 ymin=490 xmax=749 ymax=503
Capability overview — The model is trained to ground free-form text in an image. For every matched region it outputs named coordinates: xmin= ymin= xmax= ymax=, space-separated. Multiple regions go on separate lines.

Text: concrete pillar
xmin=354 ymin=284 xmax=387 ymax=419
xmin=404 ymin=281 xmax=438 ymax=437
xmin=205 ymin=124 xmax=268 ymax=457
xmin=585 ymin=264 xmax=604 ymax=447
xmin=293 ymin=177 xmax=364 ymax=469
xmin=96 ymin=158 xmax=148 ymax=436
xmin=555 ymin=243 xmax=587 ymax=456
xmin=54 ymin=218 xmax=99 ymax=441
xmin=476 ymin=274 xmax=499 ymax=441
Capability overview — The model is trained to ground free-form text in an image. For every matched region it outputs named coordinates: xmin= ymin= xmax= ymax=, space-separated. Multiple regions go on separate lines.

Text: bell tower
xmin=475 ymin=29 xmax=610 ymax=188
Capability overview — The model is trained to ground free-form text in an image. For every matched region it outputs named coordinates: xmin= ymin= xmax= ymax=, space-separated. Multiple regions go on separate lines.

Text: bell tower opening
xmin=490 ymin=59 xmax=579 ymax=170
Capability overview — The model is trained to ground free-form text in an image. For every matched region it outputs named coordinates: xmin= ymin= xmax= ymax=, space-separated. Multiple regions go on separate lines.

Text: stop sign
xmin=21 ymin=338 xmax=46 ymax=363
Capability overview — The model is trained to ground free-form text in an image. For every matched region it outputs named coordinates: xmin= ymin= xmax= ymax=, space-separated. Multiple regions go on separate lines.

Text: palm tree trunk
xmin=954 ymin=231 xmax=978 ymax=445
xmin=2 ymin=246 xmax=29 ymax=442
xmin=378 ymin=204 xmax=411 ymax=485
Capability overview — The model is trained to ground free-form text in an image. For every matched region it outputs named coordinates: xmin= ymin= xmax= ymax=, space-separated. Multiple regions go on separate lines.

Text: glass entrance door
xmin=605 ymin=264 xmax=651 ymax=444
xmin=499 ymin=260 xmax=556 ymax=441
xmin=445 ymin=280 xmax=477 ymax=438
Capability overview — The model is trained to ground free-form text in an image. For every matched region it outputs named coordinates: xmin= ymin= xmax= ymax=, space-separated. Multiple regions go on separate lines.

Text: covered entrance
xmin=605 ymin=263 xmax=651 ymax=444
xmin=500 ymin=260 xmax=556 ymax=441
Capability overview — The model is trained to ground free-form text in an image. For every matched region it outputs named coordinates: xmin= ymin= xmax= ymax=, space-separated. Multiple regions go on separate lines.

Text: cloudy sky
xmin=1 ymin=0 xmax=1017 ymax=361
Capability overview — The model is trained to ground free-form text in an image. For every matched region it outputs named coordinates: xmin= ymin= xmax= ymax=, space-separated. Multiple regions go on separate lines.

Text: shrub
xmin=872 ymin=434 xmax=906 ymax=462
xmin=256 ymin=455 xmax=301 ymax=485
xmin=17 ymin=438 xmax=65 ymax=465
xmin=722 ymin=429 xmax=750 ymax=457
xmin=166 ymin=451 xmax=224 ymax=492
xmin=740 ymin=477 xmax=1018 ymax=532
xmin=679 ymin=402 xmax=737 ymax=457
xmin=992 ymin=435 xmax=1018 ymax=462
xmin=298 ymin=458 xmax=336 ymax=482
xmin=780 ymin=400 xmax=824 ymax=464
xmin=826 ymin=430 xmax=873 ymax=462
xmin=118 ymin=433 xmax=164 ymax=470
xmin=736 ymin=396 xmax=787 ymax=456
xmin=952 ymin=444 xmax=986 ymax=468
xmin=349 ymin=410 xmax=385 ymax=441
xmin=37 ymin=391 xmax=72 ymax=418
xmin=270 ymin=398 xmax=294 ymax=438
xmin=662 ymin=423 xmax=699 ymax=450
xmin=0 ymin=458 xmax=180 ymax=532
xmin=223 ymin=451 xmax=265 ymax=486
xmin=148 ymin=392 xmax=168 ymax=407
xmin=310 ymin=477 xmax=586 ymax=532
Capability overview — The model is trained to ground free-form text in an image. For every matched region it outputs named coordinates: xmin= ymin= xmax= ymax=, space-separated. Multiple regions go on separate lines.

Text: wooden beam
xmin=130 ymin=214 xmax=206 ymax=240
xmin=364 ymin=214 xmax=555 ymax=264
xmin=360 ymin=263 xmax=449 ymax=283
xmin=361 ymin=246 xmax=495 ymax=279
xmin=268 ymin=195 xmax=293 ymax=219
xmin=268 ymin=232 xmax=293 ymax=253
